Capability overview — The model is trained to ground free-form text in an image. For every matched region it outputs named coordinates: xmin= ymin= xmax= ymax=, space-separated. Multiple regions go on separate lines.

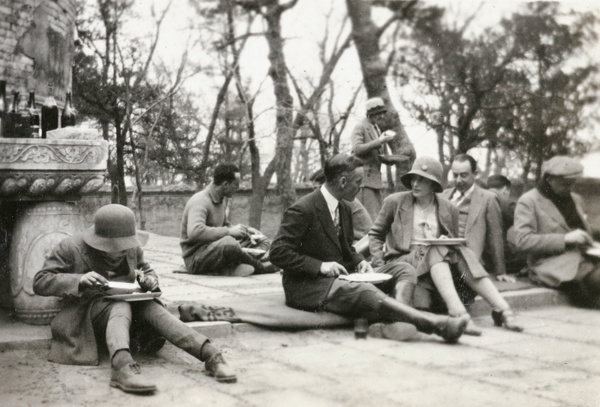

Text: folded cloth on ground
xmin=177 ymin=292 xmax=351 ymax=329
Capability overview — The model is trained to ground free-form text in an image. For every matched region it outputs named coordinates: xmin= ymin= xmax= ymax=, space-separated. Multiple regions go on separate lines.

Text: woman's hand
xmin=79 ymin=272 xmax=108 ymax=289
xmin=139 ymin=275 xmax=159 ymax=292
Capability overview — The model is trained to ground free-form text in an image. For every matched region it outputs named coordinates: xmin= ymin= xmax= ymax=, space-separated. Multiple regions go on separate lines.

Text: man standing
xmin=34 ymin=204 xmax=236 ymax=395
xmin=270 ymin=154 xmax=469 ymax=343
xmin=351 ymin=97 xmax=396 ymax=221
xmin=180 ymin=164 xmax=276 ymax=276
xmin=442 ymin=154 xmax=515 ymax=283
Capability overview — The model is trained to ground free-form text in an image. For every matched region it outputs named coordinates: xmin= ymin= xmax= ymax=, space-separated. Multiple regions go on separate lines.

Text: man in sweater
xmin=180 ymin=164 xmax=276 ymax=276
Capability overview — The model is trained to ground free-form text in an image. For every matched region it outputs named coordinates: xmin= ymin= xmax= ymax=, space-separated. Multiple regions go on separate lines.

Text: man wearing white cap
xmin=351 ymin=97 xmax=396 ymax=221
xmin=512 ymin=155 xmax=600 ymax=307
xmin=34 ymin=204 xmax=236 ymax=394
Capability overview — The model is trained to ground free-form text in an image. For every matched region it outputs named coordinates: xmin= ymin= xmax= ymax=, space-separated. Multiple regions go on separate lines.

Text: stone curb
xmin=0 ymin=287 xmax=570 ymax=352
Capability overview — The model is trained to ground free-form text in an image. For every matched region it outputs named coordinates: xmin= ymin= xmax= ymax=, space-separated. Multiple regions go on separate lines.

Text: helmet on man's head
xmin=83 ymin=204 xmax=149 ymax=252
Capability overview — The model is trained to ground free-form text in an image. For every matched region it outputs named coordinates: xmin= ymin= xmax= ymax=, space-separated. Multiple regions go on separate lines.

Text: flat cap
xmin=366 ymin=97 xmax=387 ymax=116
xmin=542 ymin=155 xmax=583 ymax=178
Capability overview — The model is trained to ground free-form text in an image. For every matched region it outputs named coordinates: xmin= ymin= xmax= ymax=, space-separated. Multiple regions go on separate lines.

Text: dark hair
xmin=324 ymin=154 xmax=363 ymax=184
xmin=309 ymin=169 xmax=325 ymax=184
xmin=452 ymin=154 xmax=477 ymax=173
xmin=486 ymin=175 xmax=511 ymax=190
xmin=213 ymin=164 xmax=240 ymax=185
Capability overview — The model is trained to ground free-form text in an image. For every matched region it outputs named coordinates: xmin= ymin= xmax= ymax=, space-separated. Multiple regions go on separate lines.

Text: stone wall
xmin=1 ymin=0 xmax=76 ymax=105
xmin=79 ymin=185 xmax=315 ymax=239
xmin=79 ymin=178 xmax=600 ymax=239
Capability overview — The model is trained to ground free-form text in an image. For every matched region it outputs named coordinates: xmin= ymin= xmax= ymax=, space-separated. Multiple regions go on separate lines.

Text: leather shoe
xmin=205 ymin=353 xmax=237 ymax=383
xmin=110 ymin=362 xmax=157 ymax=394
xmin=368 ymin=322 xmax=419 ymax=342
xmin=492 ymin=309 xmax=523 ymax=332
xmin=437 ymin=314 xmax=470 ymax=343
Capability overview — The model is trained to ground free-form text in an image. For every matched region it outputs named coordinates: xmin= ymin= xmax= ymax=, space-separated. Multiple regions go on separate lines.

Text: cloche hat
xmin=400 ymin=156 xmax=444 ymax=193
xmin=542 ymin=156 xmax=583 ymax=178
xmin=83 ymin=204 xmax=149 ymax=252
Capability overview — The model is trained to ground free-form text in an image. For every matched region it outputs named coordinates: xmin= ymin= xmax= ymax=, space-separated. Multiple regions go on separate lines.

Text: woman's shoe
xmin=492 ymin=310 xmax=523 ymax=332
xmin=464 ymin=319 xmax=483 ymax=336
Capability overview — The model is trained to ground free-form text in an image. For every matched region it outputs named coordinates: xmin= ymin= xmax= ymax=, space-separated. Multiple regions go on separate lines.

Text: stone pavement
xmin=1 ymin=233 xmax=599 ymax=406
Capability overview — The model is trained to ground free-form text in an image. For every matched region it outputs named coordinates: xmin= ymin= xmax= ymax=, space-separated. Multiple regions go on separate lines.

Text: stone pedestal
xmin=9 ymin=202 xmax=84 ymax=324
xmin=0 ymin=137 xmax=108 ymax=323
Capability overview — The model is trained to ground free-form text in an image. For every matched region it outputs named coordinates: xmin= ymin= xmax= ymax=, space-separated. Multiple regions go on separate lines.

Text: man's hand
xmin=377 ymin=133 xmax=395 ymax=146
xmin=139 ymin=275 xmax=159 ymax=292
xmin=228 ymin=224 xmax=248 ymax=239
xmin=496 ymin=274 xmax=516 ymax=284
xmin=565 ymin=229 xmax=593 ymax=247
xmin=79 ymin=271 xmax=108 ymax=288
xmin=357 ymin=260 xmax=373 ymax=274
xmin=320 ymin=262 xmax=348 ymax=277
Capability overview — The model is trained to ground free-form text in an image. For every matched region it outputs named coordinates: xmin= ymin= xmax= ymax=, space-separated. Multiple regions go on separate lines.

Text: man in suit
xmin=442 ymin=154 xmax=515 ymax=283
xmin=511 ymin=155 xmax=600 ymax=306
xmin=351 ymin=97 xmax=396 ymax=221
xmin=270 ymin=154 xmax=469 ymax=343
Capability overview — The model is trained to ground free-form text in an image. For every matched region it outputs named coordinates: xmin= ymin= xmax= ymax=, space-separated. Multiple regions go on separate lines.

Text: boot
xmin=205 ymin=353 xmax=237 ymax=383
xmin=380 ymin=297 xmax=468 ymax=343
xmin=110 ymin=362 xmax=157 ymax=394
xmin=394 ymin=280 xmax=416 ymax=306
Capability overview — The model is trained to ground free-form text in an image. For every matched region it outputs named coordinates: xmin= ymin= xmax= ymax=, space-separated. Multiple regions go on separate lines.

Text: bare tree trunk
xmin=263 ymin=0 xmax=298 ymax=210
xmin=345 ymin=0 xmax=416 ymax=189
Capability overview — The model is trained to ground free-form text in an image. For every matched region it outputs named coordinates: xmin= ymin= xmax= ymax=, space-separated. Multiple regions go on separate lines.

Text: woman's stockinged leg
xmin=463 ymin=272 xmax=510 ymax=312
xmin=430 ymin=261 xmax=468 ymax=316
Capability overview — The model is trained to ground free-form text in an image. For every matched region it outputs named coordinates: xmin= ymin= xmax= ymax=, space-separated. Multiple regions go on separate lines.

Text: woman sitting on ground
xmin=369 ymin=156 xmax=523 ymax=334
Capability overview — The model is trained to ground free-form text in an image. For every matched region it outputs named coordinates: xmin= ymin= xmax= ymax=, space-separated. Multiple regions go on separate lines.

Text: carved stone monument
xmin=1 ymin=0 xmax=108 ymax=324
xmin=0 ymin=138 xmax=108 ymax=324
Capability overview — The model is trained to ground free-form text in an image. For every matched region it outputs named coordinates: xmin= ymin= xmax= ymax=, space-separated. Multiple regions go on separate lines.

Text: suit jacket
xmin=33 ymin=236 xmax=158 ymax=365
xmin=442 ymin=185 xmax=506 ymax=275
xmin=270 ymin=189 xmax=364 ymax=311
xmin=351 ymin=118 xmax=384 ymax=189
xmin=369 ymin=191 xmax=457 ymax=268
xmin=511 ymin=188 xmax=593 ymax=287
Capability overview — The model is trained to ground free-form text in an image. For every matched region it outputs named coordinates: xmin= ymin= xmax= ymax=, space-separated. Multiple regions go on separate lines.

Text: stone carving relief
xmin=0 ymin=144 xmax=105 ymax=166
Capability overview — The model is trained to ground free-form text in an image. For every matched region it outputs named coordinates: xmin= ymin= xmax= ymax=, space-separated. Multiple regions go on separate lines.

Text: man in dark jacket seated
xmin=270 ymin=154 xmax=469 ymax=343
xmin=34 ymin=204 xmax=236 ymax=394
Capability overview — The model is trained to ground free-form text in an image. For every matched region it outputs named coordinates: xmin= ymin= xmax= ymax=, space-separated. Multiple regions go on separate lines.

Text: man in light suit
xmin=351 ymin=97 xmax=396 ymax=221
xmin=511 ymin=156 xmax=600 ymax=307
xmin=442 ymin=154 xmax=515 ymax=283
xmin=270 ymin=154 xmax=469 ymax=343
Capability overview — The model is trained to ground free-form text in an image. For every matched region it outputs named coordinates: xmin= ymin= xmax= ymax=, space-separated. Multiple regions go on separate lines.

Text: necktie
xmin=333 ymin=205 xmax=341 ymax=235
xmin=452 ymin=191 xmax=465 ymax=205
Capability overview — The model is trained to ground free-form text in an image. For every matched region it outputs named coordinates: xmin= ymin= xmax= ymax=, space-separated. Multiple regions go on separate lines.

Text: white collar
xmin=320 ymin=185 xmax=339 ymax=220
xmin=453 ymin=183 xmax=475 ymax=200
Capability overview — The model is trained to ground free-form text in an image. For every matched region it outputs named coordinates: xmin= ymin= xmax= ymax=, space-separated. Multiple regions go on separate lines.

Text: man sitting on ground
xmin=442 ymin=154 xmax=515 ymax=283
xmin=180 ymin=163 xmax=277 ymax=276
xmin=310 ymin=168 xmax=373 ymax=243
xmin=511 ymin=155 xmax=600 ymax=307
xmin=270 ymin=154 xmax=469 ymax=343
xmin=486 ymin=174 xmax=526 ymax=274
xmin=34 ymin=204 xmax=236 ymax=395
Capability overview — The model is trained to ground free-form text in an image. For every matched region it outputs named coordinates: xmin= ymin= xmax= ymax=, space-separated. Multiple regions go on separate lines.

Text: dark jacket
xmin=33 ymin=236 xmax=158 ymax=365
xmin=270 ymin=189 xmax=363 ymax=312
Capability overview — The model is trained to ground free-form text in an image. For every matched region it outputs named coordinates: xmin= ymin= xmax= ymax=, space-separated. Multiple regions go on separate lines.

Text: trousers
xmin=90 ymin=299 xmax=209 ymax=361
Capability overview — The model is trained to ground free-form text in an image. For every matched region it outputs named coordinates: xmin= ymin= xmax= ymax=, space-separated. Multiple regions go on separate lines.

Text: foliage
xmin=392 ymin=2 xmax=599 ymax=181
